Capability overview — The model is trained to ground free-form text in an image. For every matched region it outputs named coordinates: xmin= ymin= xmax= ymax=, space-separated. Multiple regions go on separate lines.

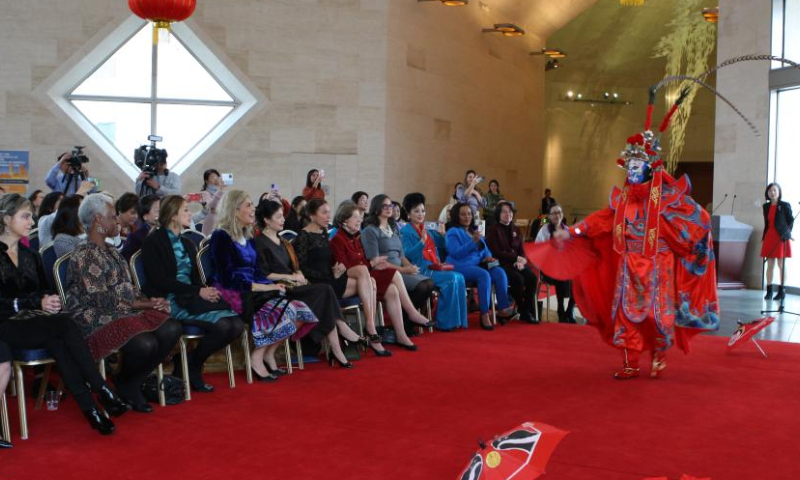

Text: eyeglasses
xmin=381 ymin=204 xmax=393 ymax=210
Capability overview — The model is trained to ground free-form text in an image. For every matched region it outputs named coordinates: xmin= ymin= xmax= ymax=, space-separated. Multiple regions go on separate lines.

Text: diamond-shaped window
xmin=42 ymin=16 xmax=259 ymax=178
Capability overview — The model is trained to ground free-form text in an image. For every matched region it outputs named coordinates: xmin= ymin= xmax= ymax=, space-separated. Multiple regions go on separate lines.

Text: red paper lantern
xmin=129 ymin=0 xmax=197 ymax=43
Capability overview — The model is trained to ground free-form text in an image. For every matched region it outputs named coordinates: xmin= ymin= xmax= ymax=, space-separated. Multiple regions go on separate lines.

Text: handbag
xmin=428 ymin=263 xmax=454 ymax=271
xmin=141 ymin=373 xmax=185 ymax=405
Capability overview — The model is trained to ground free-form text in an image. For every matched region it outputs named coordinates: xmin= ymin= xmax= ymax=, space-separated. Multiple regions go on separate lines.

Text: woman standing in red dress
xmin=761 ymin=183 xmax=794 ymax=301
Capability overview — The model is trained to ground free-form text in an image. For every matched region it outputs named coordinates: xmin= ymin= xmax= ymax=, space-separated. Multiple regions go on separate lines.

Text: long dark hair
xmin=351 ymin=191 xmax=368 ymax=206
xmin=38 ymin=192 xmax=63 ymax=218
xmin=306 ymin=169 xmax=320 ymax=189
xmin=51 ymin=195 xmax=84 ymax=237
xmin=287 ymin=196 xmax=307 ymax=225
xmin=447 ymin=202 xmax=476 ymax=231
xmin=488 ymin=179 xmax=500 ymax=194
xmin=452 ymin=183 xmax=462 ymax=200
xmin=201 ymin=169 xmax=220 ymax=191
xmin=546 ymin=203 xmax=566 ymax=234
xmin=364 ymin=194 xmax=395 ymax=230
xmin=255 ymin=199 xmax=283 ymax=231
xmin=115 ymin=192 xmax=139 ymax=214
xmin=765 ymin=183 xmax=782 ymax=202
xmin=494 ymin=201 xmax=515 ymax=224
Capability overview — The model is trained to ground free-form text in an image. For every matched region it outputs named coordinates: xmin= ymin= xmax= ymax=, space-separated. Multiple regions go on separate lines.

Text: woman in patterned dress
xmin=65 ymin=194 xmax=181 ymax=412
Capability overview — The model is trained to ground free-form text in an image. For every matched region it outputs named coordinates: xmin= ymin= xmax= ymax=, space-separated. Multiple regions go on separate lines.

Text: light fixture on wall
xmin=545 ymin=60 xmax=561 ymax=71
xmin=482 ymin=23 xmax=525 ymax=37
xmin=562 ymin=91 xmax=630 ymax=105
xmin=619 ymin=0 xmax=645 ymax=5
xmin=531 ymin=48 xmax=567 ymax=59
xmin=702 ymin=7 xmax=719 ymax=23
xmin=417 ymin=0 xmax=469 ymax=5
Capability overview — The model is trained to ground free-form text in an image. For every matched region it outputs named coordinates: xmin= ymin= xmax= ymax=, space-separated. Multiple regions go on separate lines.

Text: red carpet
xmin=2 ymin=320 xmax=799 ymax=480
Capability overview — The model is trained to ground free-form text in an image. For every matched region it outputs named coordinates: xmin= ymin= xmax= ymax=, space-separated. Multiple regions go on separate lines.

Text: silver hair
xmin=78 ymin=193 xmax=114 ymax=232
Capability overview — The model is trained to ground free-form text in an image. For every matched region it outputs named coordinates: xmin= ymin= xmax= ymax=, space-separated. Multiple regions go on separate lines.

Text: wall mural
xmin=652 ymin=0 xmax=716 ymax=174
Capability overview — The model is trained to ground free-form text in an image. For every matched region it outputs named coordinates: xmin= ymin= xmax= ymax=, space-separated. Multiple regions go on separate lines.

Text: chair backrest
xmin=279 ymin=230 xmax=298 ymax=243
xmin=194 ymin=222 xmax=204 ymax=232
xmin=28 ymin=230 xmax=40 ymax=252
xmin=129 ymin=250 xmax=147 ymax=290
xmin=181 ymin=229 xmax=205 ymax=247
xmin=328 ymin=227 xmax=338 ymax=240
xmin=40 ymin=244 xmax=59 ymax=291
xmin=197 ymin=244 xmax=214 ymax=285
xmin=53 ymin=253 xmax=72 ymax=304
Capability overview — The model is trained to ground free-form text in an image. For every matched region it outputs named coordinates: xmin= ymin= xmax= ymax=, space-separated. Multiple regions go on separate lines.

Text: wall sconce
xmin=562 ymin=91 xmax=630 ymax=105
xmin=531 ymin=48 xmax=567 ymax=59
xmin=702 ymin=7 xmax=718 ymax=23
xmin=418 ymin=0 xmax=469 ymax=5
xmin=545 ymin=60 xmax=561 ymax=71
xmin=482 ymin=23 xmax=525 ymax=37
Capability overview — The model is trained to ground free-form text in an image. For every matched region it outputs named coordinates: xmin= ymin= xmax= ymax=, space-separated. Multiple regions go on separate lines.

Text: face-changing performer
xmin=534 ymin=87 xmax=720 ymax=380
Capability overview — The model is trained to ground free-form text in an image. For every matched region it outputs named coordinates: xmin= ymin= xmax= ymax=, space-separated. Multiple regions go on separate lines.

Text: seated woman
xmin=445 ymin=202 xmax=514 ymax=330
xmin=331 ymin=202 xmax=432 ymax=351
xmin=121 ymin=194 xmax=160 ymax=262
xmin=208 ymin=190 xmax=318 ymax=381
xmin=400 ymin=193 xmax=468 ymax=331
xmin=0 ymin=341 xmax=10 ymax=448
xmin=141 ymin=195 xmax=245 ymax=391
xmin=110 ymin=193 xmax=139 ymax=251
xmin=65 ymin=194 xmax=181 ymax=412
xmin=351 ymin=191 xmax=369 ymax=219
xmin=0 ymin=194 xmax=131 ymax=435
xmin=254 ymin=200 xmax=364 ymax=368
xmin=361 ymin=194 xmax=436 ymax=323
xmin=284 ymin=196 xmax=307 ymax=233
xmin=534 ymin=203 xmax=576 ymax=323
xmin=294 ymin=199 xmax=389 ymax=356
xmin=486 ymin=201 xmax=538 ymax=324
xmin=51 ymin=195 xmax=85 ymax=257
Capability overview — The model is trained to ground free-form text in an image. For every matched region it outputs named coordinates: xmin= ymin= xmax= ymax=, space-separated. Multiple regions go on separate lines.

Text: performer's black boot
xmin=764 ymin=284 xmax=774 ymax=300
xmin=774 ymin=285 xmax=785 ymax=301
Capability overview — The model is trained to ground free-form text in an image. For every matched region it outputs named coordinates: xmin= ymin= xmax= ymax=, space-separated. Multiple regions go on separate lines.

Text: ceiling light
xmin=702 ymin=7 xmax=719 ymax=23
xmin=567 ymin=91 xmax=574 ymax=98
xmin=531 ymin=48 xmax=567 ymax=59
xmin=418 ymin=0 xmax=469 ymax=6
xmin=577 ymin=93 xmax=582 ymax=99
xmin=482 ymin=23 xmax=525 ymax=37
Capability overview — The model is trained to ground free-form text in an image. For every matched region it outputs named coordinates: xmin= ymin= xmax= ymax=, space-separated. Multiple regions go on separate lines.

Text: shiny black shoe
xmin=122 ymin=396 xmax=153 ymax=413
xmin=97 ymin=385 xmax=132 ymax=417
xmin=480 ymin=314 xmax=494 ymax=331
xmin=83 ymin=407 xmax=115 ymax=435
xmin=0 ymin=439 xmax=12 ymax=449
xmin=190 ymin=381 xmax=215 ymax=393
xmin=328 ymin=355 xmax=354 ymax=368
xmin=251 ymin=367 xmax=278 ymax=382
xmin=367 ymin=342 xmax=392 ymax=357
xmin=265 ymin=364 xmax=288 ymax=376
xmin=397 ymin=342 xmax=418 ymax=352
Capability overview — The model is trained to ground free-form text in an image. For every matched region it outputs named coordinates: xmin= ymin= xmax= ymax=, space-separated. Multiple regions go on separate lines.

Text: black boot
xmin=83 ymin=407 xmax=115 ymax=435
xmin=96 ymin=385 xmax=131 ymax=417
xmin=765 ymin=284 xmax=774 ymax=300
xmin=565 ymin=300 xmax=577 ymax=324
xmin=774 ymin=285 xmax=786 ymax=301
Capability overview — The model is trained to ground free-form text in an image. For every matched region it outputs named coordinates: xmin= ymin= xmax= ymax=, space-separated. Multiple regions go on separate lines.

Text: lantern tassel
xmin=153 ymin=20 xmax=172 ymax=45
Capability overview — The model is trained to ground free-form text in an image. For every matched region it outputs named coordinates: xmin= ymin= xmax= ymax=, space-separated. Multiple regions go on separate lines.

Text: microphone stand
xmin=761 ymin=203 xmax=800 ymax=318
xmin=711 ymin=194 xmax=728 ymax=215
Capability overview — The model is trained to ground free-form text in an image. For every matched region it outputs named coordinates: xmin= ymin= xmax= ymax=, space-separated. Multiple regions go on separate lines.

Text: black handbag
xmin=141 ymin=373 xmax=185 ymax=405
xmin=174 ymin=293 xmax=231 ymax=315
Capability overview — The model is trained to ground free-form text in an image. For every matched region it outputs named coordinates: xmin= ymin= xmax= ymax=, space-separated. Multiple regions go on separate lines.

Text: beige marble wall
xmin=713 ymin=0 xmax=772 ymax=288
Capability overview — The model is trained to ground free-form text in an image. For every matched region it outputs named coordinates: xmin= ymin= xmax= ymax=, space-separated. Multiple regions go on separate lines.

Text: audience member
xmin=28 ymin=189 xmax=44 ymax=220
xmin=391 ymin=201 xmax=406 ymax=229
xmin=115 ymin=193 xmax=140 ymax=237
xmin=191 ymin=168 xmax=224 ymax=224
xmin=45 ymin=151 xmax=97 ymax=196
xmin=208 ymin=190 xmax=318 ymax=381
xmin=121 ymin=194 xmax=160 ymax=261
xmin=445 ymin=203 xmax=514 ymax=330
xmin=302 ymin=169 xmax=325 ymax=201
xmin=51 ymin=195 xmax=85 ymax=257
xmin=534 ymin=203 xmax=576 ymax=323
xmin=400 ymin=193 xmax=468 ymax=331
xmin=331 ymin=202 xmax=430 ymax=351
xmin=456 ymin=170 xmax=486 ymax=219
xmin=351 ymin=191 xmax=369 ymax=217
xmin=134 ymin=157 xmax=181 ymax=198
xmin=294 ymin=199 xmax=388 ymax=355
xmin=486 ymin=202 xmax=538 ymax=324
xmin=0 ymin=194 xmax=131 ymax=435
xmin=540 ymin=188 xmax=557 ymax=215
xmin=483 ymin=180 xmax=505 ymax=224
xmin=141 ymin=195 xmax=244 ymax=391
xmin=35 ymin=191 xmax=62 ymax=229
xmin=65 ymin=194 xmax=180 ymax=412
xmin=37 ymin=192 xmax=68 ymax=247
xmin=258 ymin=189 xmax=291 ymax=218
xmin=254 ymin=199 xmax=363 ymax=368
xmin=438 ymin=182 xmax=462 ymax=223
xmin=284 ymin=196 xmax=307 ymax=232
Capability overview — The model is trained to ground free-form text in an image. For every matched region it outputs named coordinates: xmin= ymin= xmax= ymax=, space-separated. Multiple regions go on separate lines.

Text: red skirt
xmin=371 ymin=269 xmax=396 ymax=298
xmin=761 ymin=229 xmax=792 ymax=258
xmin=85 ymin=310 xmax=172 ymax=360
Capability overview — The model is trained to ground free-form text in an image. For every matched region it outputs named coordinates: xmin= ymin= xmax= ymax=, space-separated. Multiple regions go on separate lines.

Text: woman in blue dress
xmin=400 ymin=193 xmax=468 ymax=331
xmin=141 ymin=195 xmax=245 ymax=392
xmin=445 ymin=203 xmax=515 ymax=330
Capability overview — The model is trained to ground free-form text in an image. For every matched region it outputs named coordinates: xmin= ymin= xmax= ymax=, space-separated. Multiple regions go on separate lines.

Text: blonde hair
xmin=217 ymin=189 xmax=254 ymax=240
xmin=158 ymin=195 xmax=186 ymax=229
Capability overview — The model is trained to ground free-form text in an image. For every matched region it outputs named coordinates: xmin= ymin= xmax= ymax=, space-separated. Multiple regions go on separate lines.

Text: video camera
xmin=67 ymin=146 xmax=89 ymax=175
xmin=134 ymin=135 xmax=168 ymax=178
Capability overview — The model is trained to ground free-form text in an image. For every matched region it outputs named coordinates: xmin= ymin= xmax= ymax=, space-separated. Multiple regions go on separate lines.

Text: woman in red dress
xmin=761 ymin=183 xmax=794 ymax=300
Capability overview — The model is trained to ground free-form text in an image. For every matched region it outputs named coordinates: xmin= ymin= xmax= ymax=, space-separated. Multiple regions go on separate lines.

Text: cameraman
xmin=134 ymin=157 xmax=181 ymax=198
xmin=45 ymin=152 xmax=98 ymax=196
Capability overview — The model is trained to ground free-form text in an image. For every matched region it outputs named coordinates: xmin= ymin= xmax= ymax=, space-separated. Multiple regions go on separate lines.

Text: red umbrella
xmin=523 ymin=238 xmax=597 ymax=281
xmin=457 ymin=422 xmax=569 ymax=480
xmin=727 ymin=317 xmax=775 ymax=357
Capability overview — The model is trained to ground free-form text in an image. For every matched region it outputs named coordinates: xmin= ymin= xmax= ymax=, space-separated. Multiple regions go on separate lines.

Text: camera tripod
xmin=62 ymin=168 xmax=85 ymax=195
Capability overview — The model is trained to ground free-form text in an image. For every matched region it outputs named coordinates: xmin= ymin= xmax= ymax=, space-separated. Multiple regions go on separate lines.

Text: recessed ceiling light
xmin=482 ymin=23 xmax=525 ymax=36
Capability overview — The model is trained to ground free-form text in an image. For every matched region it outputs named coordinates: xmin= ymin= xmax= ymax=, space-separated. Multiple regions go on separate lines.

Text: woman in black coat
xmin=141 ymin=195 xmax=244 ymax=391
xmin=761 ymin=183 xmax=794 ymax=300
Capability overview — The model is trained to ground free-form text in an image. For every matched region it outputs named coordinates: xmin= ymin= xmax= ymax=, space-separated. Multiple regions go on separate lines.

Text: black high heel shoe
xmin=96 ymin=385 xmax=132 ymax=417
xmin=480 ymin=314 xmax=494 ymax=331
xmin=397 ymin=342 xmax=418 ymax=352
xmin=83 ymin=407 xmax=115 ymax=435
xmin=251 ymin=366 xmax=278 ymax=382
xmin=366 ymin=333 xmax=392 ymax=357
xmin=328 ymin=355 xmax=354 ymax=368
xmin=265 ymin=364 xmax=287 ymax=376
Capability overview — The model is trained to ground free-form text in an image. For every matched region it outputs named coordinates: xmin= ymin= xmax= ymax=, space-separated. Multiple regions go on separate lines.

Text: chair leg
xmin=355 ymin=308 xmax=365 ymax=352
xmin=99 ymin=358 xmax=106 ymax=380
xmin=179 ymin=337 xmax=191 ymax=401
xmin=157 ymin=364 xmax=166 ymax=407
xmin=225 ymin=345 xmax=235 ymax=389
xmin=242 ymin=331 xmax=252 ymax=385
xmin=377 ymin=302 xmax=385 ymax=328
xmin=295 ymin=340 xmax=304 ymax=370
xmin=14 ymin=364 xmax=28 ymax=440
xmin=1 ymin=391 xmax=11 ymax=442
xmin=491 ymin=288 xmax=497 ymax=325
xmin=427 ymin=296 xmax=435 ymax=333
xmin=35 ymin=364 xmax=52 ymax=411
xmin=284 ymin=339 xmax=293 ymax=375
